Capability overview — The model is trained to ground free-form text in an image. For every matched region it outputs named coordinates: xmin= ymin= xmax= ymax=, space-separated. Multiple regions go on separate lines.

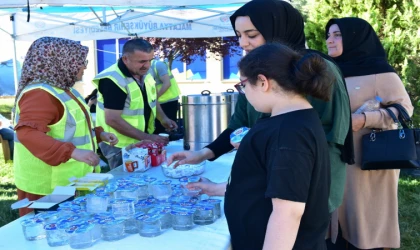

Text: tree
xmin=296 ymin=0 xmax=420 ymax=125
xmin=142 ymin=37 xmax=241 ymax=70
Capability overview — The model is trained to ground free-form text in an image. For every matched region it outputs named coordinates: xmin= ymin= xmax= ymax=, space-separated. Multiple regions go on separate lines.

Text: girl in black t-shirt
xmin=224 ymin=43 xmax=333 ymax=250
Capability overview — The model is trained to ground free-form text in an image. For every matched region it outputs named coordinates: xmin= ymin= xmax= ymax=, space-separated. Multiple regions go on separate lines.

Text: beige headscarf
xmin=13 ymin=37 xmax=88 ymax=113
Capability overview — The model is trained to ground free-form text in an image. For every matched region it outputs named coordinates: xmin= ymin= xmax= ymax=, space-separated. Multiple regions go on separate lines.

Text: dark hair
xmin=122 ymin=39 xmax=153 ymax=55
xmin=238 ymin=43 xmax=333 ymax=101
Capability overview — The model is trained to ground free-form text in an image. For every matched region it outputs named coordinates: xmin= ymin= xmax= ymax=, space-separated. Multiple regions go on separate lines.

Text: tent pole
xmin=115 ymin=38 xmax=120 ymax=60
xmin=11 ymin=14 xmax=19 ymax=96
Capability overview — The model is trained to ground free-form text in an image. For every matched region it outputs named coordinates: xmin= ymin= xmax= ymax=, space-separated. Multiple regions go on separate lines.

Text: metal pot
xmin=182 ymin=90 xmax=232 ymax=151
xmin=223 ymin=88 xmax=239 ymax=115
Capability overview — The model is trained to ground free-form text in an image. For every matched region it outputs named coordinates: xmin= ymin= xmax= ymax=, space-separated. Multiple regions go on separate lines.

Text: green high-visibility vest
xmin=151 ymin=60 xmax=181 ymax=104
xmin=92 ymin=63 xmax=157 ymax=148
xmin=14 ymin=83 xmax=95 ymax=196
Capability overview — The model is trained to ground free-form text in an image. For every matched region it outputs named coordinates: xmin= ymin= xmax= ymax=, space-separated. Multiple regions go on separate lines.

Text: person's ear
xmin=257 ymin=74 xmax=270 ymax=92
xmin=122 ymin=54 xmax=128 ymax=64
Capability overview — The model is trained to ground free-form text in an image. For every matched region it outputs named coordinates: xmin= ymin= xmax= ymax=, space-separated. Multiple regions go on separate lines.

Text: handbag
xmin=361 ymin=103 xmax=420 ymax=170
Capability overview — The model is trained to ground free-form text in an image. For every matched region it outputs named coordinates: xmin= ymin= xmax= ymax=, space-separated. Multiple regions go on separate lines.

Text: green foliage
xmin=142 ymin=37 xmax=241 ymax=70
xmin=298 ymin=0 xmax=420 ymax=125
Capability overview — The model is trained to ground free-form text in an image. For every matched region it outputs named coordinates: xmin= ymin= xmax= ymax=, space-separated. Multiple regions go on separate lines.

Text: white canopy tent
xmin=0 ymin=0 xmax=249 ymax=94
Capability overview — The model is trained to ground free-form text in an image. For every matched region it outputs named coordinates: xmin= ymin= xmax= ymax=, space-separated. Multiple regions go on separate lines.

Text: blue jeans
xmin=0 ymin=127 xmax=14 ymax=160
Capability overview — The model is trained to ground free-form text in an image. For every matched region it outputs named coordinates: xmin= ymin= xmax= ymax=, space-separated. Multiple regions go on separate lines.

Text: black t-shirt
xmin=224 ymin=109 xmax=330 ymax=250
xmin=98 ymin=59 xmax=151 ymax=132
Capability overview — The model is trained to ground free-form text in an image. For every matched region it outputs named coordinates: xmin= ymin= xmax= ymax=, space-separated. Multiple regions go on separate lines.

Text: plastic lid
xmin=147 ymin=207 xmax=164 ymax=214
xmin=94 ymin=212 xmax=114 ymax=220
xmin=21 ymin=218 xmax=44 ymax=226
xmin=35 ymin=211 xmax=59 ymax=220
xmin=193 ymin=204 xmax=213 ymax=211
xmin=178 ymin=202 xmax=193 ymax=207
xmin=115 ymin=186 xmax=137 ymax=192
xmin=65 ymin=223 xmax=94 ymax=234
xmin=135 ymin=201 xmax=153 ymax=207
xmin=144 ymin=177 xmax=157 ymax=183
xmin=58 ymin=215 xmax=81 ymax=223
xmin=85 ymin=218 xmax=100 ymax=225
xmin=170 ymin=209 xmax=194 ymax=216
xmin=189 ymin=197 xmax=199 ymax=203
xmin=179 ymin=177 xmax=189 ymax=183
xmin=98 ymin=217 xmax=125 ymax=225
xmin=202 ymin=199 xmax=222 ymax=204
xmin=109 ymin=198 xmax=136 ymax=204
xmin=44 ymin=223 xmax=59 ymax=231
xmin=136 ymin=214 xmax=161 ymax=222
xmin=146 ymin=197 xmax=156 ymax=203
xmin=187 ymin=176 xmax=200 ymax=183
xmin=151 ymin=180 xmax=172 ymax=185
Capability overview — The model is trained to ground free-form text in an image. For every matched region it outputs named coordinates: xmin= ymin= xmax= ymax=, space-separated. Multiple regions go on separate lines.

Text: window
xmin=96 ymin=39 xmax=117 ymax=73
xmin=96 ymin=38 xmax=207 ymax=81
xmin=223 ymin=45 xmax=242 ymax=80
xmin=171 ymin=55 xmax=207 ymax=81
xmin=118 ymin=38 xmax=130 ymax=57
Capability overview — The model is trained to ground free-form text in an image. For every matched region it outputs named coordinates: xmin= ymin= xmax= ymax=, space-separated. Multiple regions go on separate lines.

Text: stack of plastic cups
xmin=149 ymin=180 xmax=173 ymax=202
xmin=35 ymin=211 xmax=60 ymax=224
xmin=65 ymin=223 xmax=95 ymax=249
xmin=192 ymin=204 xmax=215 ymax=225
xmin=85 ymin=217 xmax=102 ymax=243
xmin=113 ymin=186 xmax=138 ymax=202
xmin=21 ymin=217 xmax=46 ymax=241
xmin=148 ymin=206 xmax=172 ymax=230
xmin=134 ymin=199 xmax=155 ymax=213
xmin=171 ymin=208 xmax=194 ymax=231
xmin=136 ymin=214 xmax=163 ymax=237
xmin=110 ymin=198 xmax=137 ymax=234
xmin=200 ymin=199 xmax=222 ymax=219
xmin=99 ymin=216 xmax=125 ymax=242
xmin=86 ymin=193 xmax=109 ymax=214
xmin=44 ymin=222 xmax=69 ymax=247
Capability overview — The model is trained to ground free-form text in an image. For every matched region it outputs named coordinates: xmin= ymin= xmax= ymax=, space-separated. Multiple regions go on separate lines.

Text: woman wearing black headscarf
xmin=326 ymin=17 xmax=413 ymax=250
xmin=169 ymin=2 xmax=353 ymax=247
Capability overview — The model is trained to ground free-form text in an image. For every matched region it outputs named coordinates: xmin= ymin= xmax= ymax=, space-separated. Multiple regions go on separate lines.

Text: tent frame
xmin=0 ymin=1 xmax=249 ymax=93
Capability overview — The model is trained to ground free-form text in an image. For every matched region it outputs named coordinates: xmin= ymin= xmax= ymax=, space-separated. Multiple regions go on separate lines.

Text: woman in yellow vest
xmin=13 ymin=37 xmax=118 ymax=216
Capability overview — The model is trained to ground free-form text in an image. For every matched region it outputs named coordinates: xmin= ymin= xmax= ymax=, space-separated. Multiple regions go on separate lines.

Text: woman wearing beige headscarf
xmin=13 ymin=37 xmax=118 ymax=216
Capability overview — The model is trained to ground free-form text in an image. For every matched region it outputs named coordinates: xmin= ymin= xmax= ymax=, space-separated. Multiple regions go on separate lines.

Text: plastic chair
xmin=0 ymin=134 xmax=11 ymax=162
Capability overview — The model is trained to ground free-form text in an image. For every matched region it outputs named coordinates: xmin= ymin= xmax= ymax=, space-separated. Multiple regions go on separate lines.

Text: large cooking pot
xmin=182 ymin=90 xmax=232 ymax=151
xmin=223 ymin=88 xmax=239 ymax=115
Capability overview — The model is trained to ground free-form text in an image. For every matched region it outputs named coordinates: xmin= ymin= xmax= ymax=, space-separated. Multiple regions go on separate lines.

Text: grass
xmin=0 ymin=156 xmax=18 ymax=227
xmin=398 ymin=175 xmax=420 ymax=248
xmin=0 ymin=97 xmax=14 ymax=119
xmin=0 ymin=98 xmax=418 ymax=248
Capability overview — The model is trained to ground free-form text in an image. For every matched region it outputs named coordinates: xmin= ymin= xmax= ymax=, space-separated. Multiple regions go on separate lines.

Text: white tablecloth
xmin=0 ymin=140 xmax=236 ymax=250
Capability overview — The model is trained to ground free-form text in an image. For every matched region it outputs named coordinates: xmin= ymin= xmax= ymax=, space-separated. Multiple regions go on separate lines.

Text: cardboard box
xmin=122 ymin=146 xmax=151 ymax=172
xmin=68 ymin=173 xmax=114 ymax=196
xmin=11 ymin=186 xmax=76 ymax=214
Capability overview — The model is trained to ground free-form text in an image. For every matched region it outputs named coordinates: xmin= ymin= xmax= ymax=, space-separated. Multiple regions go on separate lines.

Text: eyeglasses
xmin=84 ymin=60 xmax=89 ymax=67
xmin=234 ymin=78 xmax=248 ymax=94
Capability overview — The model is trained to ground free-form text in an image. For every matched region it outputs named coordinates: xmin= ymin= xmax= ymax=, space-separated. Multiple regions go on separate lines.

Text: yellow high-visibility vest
xmin=151 ymin=60 xmax=181 ymax=104
xmin=92 ymin=63 xmax=157 ymax=148
xmin=14 ymin=83 xmax=95 ymax=195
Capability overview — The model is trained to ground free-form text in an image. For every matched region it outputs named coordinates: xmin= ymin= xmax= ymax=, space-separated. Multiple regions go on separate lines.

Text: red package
xmin=136 ymin=142 xmax=166 ymax=167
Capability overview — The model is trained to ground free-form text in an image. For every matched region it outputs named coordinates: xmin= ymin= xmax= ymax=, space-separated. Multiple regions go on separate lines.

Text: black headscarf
xmin=230 ymin=0 xmax=306 ymax=50
xmin=325 ymin=17 xmax=395 ymax=77
xmin=230 ymin=1 xmax=355 ymax=164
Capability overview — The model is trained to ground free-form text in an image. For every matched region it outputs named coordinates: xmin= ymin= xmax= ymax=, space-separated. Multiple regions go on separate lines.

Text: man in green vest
xmin=92 ymin=39 xmax=177 ymax=148
xmin=149 ymin=60 xmax=181 ymax=135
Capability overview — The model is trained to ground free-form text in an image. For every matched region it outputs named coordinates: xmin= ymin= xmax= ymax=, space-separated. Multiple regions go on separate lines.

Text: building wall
xmin=74 ymin=38 xmax=242 ymax=98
